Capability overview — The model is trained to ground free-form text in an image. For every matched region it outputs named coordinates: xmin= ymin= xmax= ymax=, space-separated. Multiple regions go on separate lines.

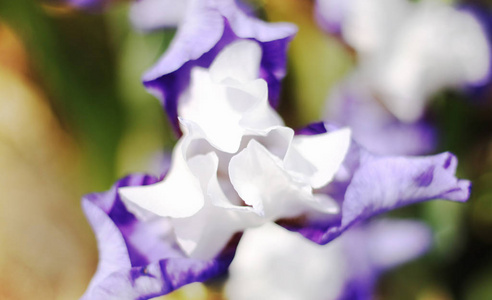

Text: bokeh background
xmin=1 ymin=0 xmax=492 ymax=299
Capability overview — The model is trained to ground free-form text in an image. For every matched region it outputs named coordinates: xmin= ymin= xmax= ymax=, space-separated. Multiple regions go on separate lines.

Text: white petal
xmin=248 ymin=126 xmax=294 ymax=160
xmin=310 ymin=194 xmax=340 ymax=214
xmin=342 ymin=0 xmax=409 ymax=55
xmin=239 ymin=80 xmax=284 ymax=130
xmin=186 ymin=152 xmax=220 ymax=191
xmin=171 ymin=203 xmax=247 ymax=260
xmin=285 ymin=127 xmax=351 ymax=189
xmin=178 ymin=39 xmax=283 ymax=153
xmin=169 ymin=148 xmax=258 ymax=259
xmin=226 ymin=223 xmax=347 ymax=300
xmin=179 ymin=67 xmax=244 ymax=153
xmin=179 ymin=71 xmax=280 ymax=153
xmin=229 ymin=139 xmax=313 ymax=220
xmin=210 ymin=39 xmax=262 ymax=84
xmin=359 ymin=1 xmax=491 ymax=122
xmin=119 ymin=139 xmax=204 ymax=218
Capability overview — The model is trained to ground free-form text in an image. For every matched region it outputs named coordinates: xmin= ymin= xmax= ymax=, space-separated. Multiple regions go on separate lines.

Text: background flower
xmin=317 ymin=0 xmax=491 ymax=158
xmin=226 ymin=220 xmax=432 ymax=300
xmin=316 ymin=0 xmax=491 ymax=122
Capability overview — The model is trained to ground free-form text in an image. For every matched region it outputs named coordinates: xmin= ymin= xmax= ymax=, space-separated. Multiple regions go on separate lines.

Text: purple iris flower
xmin=81 ymin=39 xmax=470 ymax=299
xmin=81 ymin=132 xmax=464 ymax=299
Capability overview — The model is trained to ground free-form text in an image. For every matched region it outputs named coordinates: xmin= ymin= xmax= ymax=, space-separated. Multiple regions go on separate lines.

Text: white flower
xmin=226 ymin=223 xmax=347 ymax=300
xmin=119 ymin=40 xmax=351 ymax=260
xmin=225 ymin=220 xmax=431 ymax=300
xmin=318 ymin=0 xmax=490 ymax=122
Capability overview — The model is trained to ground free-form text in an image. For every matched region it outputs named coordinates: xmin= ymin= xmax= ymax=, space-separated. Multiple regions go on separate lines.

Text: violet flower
xmin=226 ymin=220 xmax=431 ymax=300
xmin=82 ymin=38 xmax=470 ymax=299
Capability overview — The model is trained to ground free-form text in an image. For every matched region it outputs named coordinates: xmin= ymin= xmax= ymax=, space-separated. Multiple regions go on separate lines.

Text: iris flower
xmin=316 ymin=0 xmax=491 ymax=122
xmin=226 ymin=220 xmax=432 ymax=300
xmin=82 ymin=39 xmax=470 ymax=299
xmin=316 ymin=0 xmax=491 ymax=157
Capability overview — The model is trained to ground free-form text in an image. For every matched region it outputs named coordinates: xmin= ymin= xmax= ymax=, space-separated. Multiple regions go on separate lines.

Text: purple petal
xmin=338 ymin=219 xmax=432 ymax=299
xmin=363 ymin=220 xmax=432 ymax=271
xmin=142 ymin=0 xmax=297 ymax=133
xmin=80 ymin=197 xmax=132 ymax=300
xmin=295 ymin=121 xmax=329 ymax=136
xmin=81 ymin=174 xmax=238 ymax=299
xmin=83 ymin=249 xmax=236 ymax=300
xmin=280 ymin=124 xmax=470 ymax=245
xmin=325 ymin=80 xmax=436 ymax=156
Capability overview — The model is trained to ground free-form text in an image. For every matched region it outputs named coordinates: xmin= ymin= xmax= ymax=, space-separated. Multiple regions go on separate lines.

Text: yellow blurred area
xmin=0 ymin=24 xmax=96 ymax=299
xmin=0 ymin=26 xmax=28 ymax=76
xmin=417 ymin=289 xmax=452 ymax=300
